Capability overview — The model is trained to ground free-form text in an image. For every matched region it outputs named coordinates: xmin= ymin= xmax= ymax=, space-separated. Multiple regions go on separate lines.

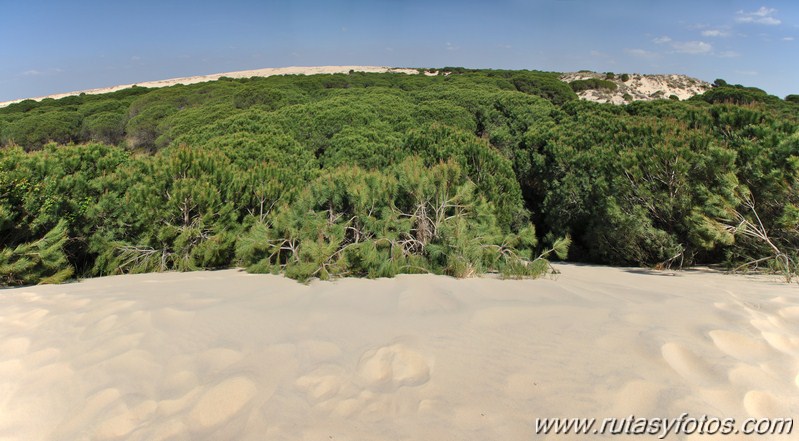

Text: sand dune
xmin=560 ymin=72 xmax=711 ymax=104
xmin=1 ymin=265 xmax=797 ymax=440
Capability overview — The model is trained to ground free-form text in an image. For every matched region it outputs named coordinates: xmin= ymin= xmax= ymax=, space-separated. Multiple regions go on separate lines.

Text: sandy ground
xmin=560 ymin=72 xmax=711 ymax=104
xmin=0 ymin=66 xmax=426 ymax=108
xmin=0 ymin=264 xmax=797 ymax=440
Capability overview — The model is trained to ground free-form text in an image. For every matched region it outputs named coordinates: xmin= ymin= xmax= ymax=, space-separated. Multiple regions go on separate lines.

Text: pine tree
xmin=0 ymin=220 xmax=73 ymax=286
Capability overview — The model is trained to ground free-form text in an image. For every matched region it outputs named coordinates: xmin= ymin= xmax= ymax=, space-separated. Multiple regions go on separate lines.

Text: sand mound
xmin=1 ymin=265 xmax=796 ymax=440
xmin=561 ymin=71 xmax=712 ymax=104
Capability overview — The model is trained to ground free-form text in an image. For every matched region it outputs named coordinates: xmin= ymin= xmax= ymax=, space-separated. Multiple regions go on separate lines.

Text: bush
xmin=81 ymin=111 xmax=126 ymax=144
xmin=695 ymin=86 xmax=775 ymax=105
xmin=569 ymin=79 xmax=618 ymax=92
xmin=125 ymin=103 xmax=176 ymax=150
xmin=237 ymin=158 xmax=565 ymax=281
xmin=509 ymin=72 xmax=577 ymax=105
xmin=4 ymin=111 xmax=80 ymax=149
xmin=0 ymin=220 xmax=73 ymax=286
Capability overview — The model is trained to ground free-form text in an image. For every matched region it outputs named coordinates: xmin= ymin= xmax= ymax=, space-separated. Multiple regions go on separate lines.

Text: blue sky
xmin=0 ymin=0 xmax=796 ymax=101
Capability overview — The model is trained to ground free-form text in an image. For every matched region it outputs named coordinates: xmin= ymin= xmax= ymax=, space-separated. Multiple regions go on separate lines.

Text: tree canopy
xmin=1 ymin=69 xmax=797 ymax=285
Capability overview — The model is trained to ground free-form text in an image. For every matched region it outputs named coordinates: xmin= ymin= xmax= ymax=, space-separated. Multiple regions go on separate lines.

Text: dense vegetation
xmin=568 ymin=78 xmax=618 ymax=92
xmin=1 ymin=69 xmax=797 ymax=285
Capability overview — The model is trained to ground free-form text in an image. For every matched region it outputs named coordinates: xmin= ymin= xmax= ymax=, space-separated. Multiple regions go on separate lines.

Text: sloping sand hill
xmin=1 ymin=265 xmax=796 ymax=440
xmin=561 ymin=71 xmax=712 ymax=104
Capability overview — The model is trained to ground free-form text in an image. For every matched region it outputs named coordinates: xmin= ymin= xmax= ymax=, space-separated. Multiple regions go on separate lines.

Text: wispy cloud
xmin=735 ymin=70 xmax=759 ymax=76
xmin=672 ymin=41 xmax=713 ymax=54
xmin=624 ymin=48 xmax=658 ymax=59
xmin=652 ymin=36 xmax=714 ymax=55
xmin=701 ymin=29 xmax=730 ymax=37
xmin=716 ymin=50 xmax=741 ymax=58
xmin=445 ymin=42 xmax=459 ymax=51
xmin=736 ymin=7 xmax=781 ymax=26
xmin=783 ymin=36 xmax=795 ymax=41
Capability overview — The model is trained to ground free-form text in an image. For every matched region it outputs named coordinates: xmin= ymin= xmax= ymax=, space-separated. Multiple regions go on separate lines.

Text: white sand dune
xmin=1 ymin=265 xmax=797 ymax=440
xmin=560 ymin=72 xmax=712 ymax=104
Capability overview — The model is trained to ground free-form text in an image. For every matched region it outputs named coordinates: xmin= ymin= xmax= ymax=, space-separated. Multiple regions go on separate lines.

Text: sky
xmin=0 ymin=0 xmax=797 ymax=102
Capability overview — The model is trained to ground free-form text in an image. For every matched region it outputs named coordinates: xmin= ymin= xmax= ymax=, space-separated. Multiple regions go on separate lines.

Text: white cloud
xmin=625 ymin=48 xmax=658 ymax=59
xmin=445 ymin=42 xmax=459 ymax=51
xmin=652 ymin=36 xmax=714 ymax=55
xmin=783 ymin=36 xmax=795 ymax=41
xmin=716 ymin=50 xmax=741 ymax=58
xmin=672 ymin=41 xmax=713 ymax=54
xmin=21 ymin=70 xmax=42 ymax=76
xmin=701 ymin=29 xmax=730 ymax=37
xmin=736 ymin=7 xmax=781 ymax=25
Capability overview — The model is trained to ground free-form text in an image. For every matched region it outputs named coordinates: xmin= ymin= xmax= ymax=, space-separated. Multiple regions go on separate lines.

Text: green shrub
xmin=694 ymin=86 xmax=775 ymax=105
xmin=81 ymin=111 xmax=126 ymax=145
xmin=569 ymin=79 xmax=618 ymax=92
xmin=0 ymin=220 xmax=73 ymax=286
xmin=4 ymin=111 xmax=80 ymax=149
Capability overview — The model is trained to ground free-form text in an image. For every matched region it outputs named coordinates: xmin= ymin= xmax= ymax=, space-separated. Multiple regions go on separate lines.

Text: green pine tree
xmin=0 ymin=220 xmax=73 ymax=286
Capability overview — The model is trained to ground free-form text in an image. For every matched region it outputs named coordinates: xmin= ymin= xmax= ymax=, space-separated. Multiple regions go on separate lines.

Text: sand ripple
xmin=0 ymin=266 xmax=796 ymax=440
